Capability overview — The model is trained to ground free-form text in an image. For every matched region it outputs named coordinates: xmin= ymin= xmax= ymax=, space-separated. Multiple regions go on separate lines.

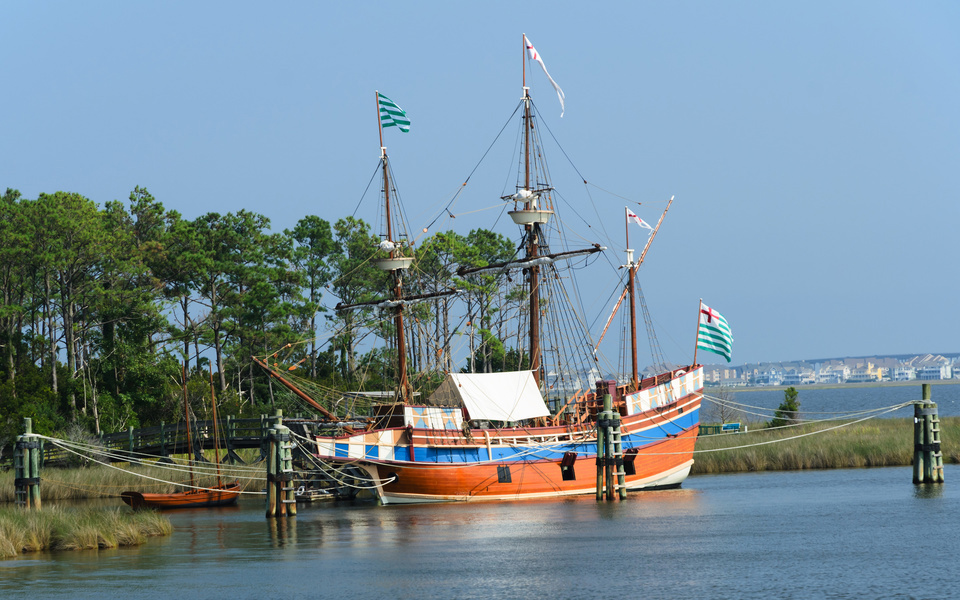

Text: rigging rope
xmin=36 ymin=435 xmax=267 ymax=495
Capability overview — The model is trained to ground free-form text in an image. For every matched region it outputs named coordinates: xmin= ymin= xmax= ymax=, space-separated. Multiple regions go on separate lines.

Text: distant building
xmin=893 ymin=366 xmax=916 ymax=381
xmin=783 ymin=369 xmax=816 ymax=385
xmin=754 ymin=369 xmax=783 ymax=386
xmin=715 ymin=354 xmax=960 ymax=387
xmin=848 ymin=362 xmax=882 ymax=383
xmin=817 ymin=364 xmax=849 ymax=384
xmin=818 ymin=371 xmax=843 ymax=384
xmin=918 ymin=364 xmax=952 ymax=380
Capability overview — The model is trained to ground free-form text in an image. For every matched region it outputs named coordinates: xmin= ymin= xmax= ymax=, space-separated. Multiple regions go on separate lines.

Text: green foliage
xmin=0 ymin=362 xmax=67 ymax=451
xmin=0 ymin=182 xmax=557 ymax=442
xmin=770 ymin=386 xmax=801 ymax=428
xmin=328 ymin=216 xmax=385 ymax=380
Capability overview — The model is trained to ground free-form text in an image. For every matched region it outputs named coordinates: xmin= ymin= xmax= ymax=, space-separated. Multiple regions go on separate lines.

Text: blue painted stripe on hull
xmin=390 ymin=406 xmax=699 ymax=464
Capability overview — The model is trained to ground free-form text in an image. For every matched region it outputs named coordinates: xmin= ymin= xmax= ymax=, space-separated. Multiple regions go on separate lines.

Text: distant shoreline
xmin=705 ymin=379 xmax=960 ymax=393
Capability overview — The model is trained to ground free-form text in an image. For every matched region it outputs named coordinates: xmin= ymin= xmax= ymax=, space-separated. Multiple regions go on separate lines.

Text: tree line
xmin=0 ymin=186 xmax=528 ymax=447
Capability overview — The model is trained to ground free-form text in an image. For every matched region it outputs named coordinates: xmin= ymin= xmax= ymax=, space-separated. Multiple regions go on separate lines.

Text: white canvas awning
xmin=427 ymin=371 xmax=549 ymax=422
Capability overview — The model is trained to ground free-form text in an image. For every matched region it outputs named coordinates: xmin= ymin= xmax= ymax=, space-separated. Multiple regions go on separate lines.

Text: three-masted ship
xmin=258 ymin=41 xmax=702 ymax=504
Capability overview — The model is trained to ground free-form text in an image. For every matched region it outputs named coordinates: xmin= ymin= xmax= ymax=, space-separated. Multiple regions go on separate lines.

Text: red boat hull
xmin=121 ymin=482 xmax=241 ymax=510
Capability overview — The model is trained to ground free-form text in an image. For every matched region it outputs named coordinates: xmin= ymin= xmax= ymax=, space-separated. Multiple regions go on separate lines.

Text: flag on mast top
xmin=377 ymin=92 xmax=410 ymax=133
xmin=626 ymin=207 xmax=653 ymax=230
xmin=523 ymin=34 xmax=565 ymax=117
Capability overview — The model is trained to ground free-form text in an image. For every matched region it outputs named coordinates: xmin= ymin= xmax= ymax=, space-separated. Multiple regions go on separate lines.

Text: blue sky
xmin=3 ymin=1 xmax=958 ymax=367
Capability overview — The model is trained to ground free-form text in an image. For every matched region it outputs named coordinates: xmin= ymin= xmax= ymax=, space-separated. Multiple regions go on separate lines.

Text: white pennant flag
xmin=524 ymin=34 xmax=565 ymax=117
xmin=626 ymin=207 xmax=653 ymax=230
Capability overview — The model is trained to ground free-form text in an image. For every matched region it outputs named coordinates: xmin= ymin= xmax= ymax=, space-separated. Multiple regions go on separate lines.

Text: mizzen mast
xmin=626 ymin=197 xmax=673 ymax=389
xmin=626 ymin=222 xmax=639 ymax=391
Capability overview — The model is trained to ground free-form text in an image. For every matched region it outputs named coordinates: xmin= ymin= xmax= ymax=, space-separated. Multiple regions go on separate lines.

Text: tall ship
xmin=257 ymin=37 xmax=703 ymax=504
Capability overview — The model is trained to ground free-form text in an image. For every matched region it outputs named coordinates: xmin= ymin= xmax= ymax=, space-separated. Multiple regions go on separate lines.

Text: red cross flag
xmin=626 ymin=207 xmax=653 ymax=230
xmin=524 ymin=34 xmax=565 ymax=117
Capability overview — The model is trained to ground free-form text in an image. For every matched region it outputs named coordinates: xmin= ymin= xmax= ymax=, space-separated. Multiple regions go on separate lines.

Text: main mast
xmin=508 ymin=36 xmax=555 ymax=388
xmin=524 ymin=86 xmax=541 ymax=387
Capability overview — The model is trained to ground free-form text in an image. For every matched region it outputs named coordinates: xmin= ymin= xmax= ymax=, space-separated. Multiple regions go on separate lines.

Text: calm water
xmin=3 ymin=465 xmax=958 ymax=599
xmin=710 ymin=382 xmax=960 ymax=420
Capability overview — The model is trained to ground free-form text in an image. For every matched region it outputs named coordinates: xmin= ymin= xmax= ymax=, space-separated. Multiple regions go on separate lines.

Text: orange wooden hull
xmin=316 ymin=369 xmax=703 ymax=504
xmin=363 ymin=427 xmax=698 ymax=504
xmin=121 ymin=482 xmax=241 ymax=510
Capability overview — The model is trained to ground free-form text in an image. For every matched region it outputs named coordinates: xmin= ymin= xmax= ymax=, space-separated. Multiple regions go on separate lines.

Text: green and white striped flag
xmin=378 ymin=92 xmax=410 ymax=133
xmin=697 ymin=302 xmax=733 ymax=363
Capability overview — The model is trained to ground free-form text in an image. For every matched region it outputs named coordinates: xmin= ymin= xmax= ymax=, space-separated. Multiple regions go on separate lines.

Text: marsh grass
xmin=0 ymin=450 xmax=265 ymax=503
xmin=0 ymin=507 xmax=172 ymax=558
xmin=692 ymin=416 xmax=960 ymax=474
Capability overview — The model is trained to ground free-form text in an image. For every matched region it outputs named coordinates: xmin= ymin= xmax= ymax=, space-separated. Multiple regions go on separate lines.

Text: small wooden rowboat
xmin=121 ymin=482 xmax=241 ymax=510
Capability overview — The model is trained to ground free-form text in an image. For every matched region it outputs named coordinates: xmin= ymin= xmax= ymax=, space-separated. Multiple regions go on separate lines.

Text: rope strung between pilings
xmin=686 ymin=400 xmax=916 ymax=456
xmin=700 ymin=394 xmax=917 ymax=432
xmin=38 ymin=397 xmax=913 ymax=494
xmin=40 ymin=433 xmax=265 ymax=470
xmin=288 ymin=402 xmax=914 ymax=463
xmin=700 ymin=393 xmax=922 ymax=424
xmin=36 ymin=435 xmax=267 ymax=496
xmin=38 ymin=435 xmax=266 ymax=478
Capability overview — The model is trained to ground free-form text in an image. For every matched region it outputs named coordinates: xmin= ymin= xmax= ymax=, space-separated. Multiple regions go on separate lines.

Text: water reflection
xmin=913 ymin=482 xmax=945 ymax=499
xmin=3 ymin=465 xmax=958 ymax=600
xmin=267 ymin=516 xmax=297 ymax=547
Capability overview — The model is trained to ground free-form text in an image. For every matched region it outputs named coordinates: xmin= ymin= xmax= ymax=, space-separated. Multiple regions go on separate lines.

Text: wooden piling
xmin=612 ymin=411 xmax=626 ymax=500
xmin=266 ymin=425 xmax=277 ymax=518
xmin=280 ymin=423 xmax=297 ymax=516
xmin=595 ymin=418 xmax=605 ymax=501
xmin=913 ymin=384 xmax=944 ymax=484
xmin=14 ymin=418 xmax=41 ymax=509
xmin=596 ymin=392 xmax=626 ymax=502
xmin=604 ymin=411 xmax=614 ymax=501
xmin=913 ymin=402 xmax=924 ymax=484
xmin=157 ymin=421 xmax=174 ymax=464
xmin=266 ymin=410 xmax=297 ymax=518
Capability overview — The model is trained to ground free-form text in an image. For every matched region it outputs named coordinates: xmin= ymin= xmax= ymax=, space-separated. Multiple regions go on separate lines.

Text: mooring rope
xmin=291 ymin=399 xmax=916 ymax=463
xmin=700 ymin=393 xmax=916 ymax=432
xmin=31 ymin=396 xmax=916 ymax=496
xmin=41 ymin=436 xmax=265 ymax=479
xmin=36 ymin=435 xmax=267 ymax=495
xmin=675 ymin=400 xmax=915 ymax=456
xmin=283 ymin=431 xmax=396 ymax=489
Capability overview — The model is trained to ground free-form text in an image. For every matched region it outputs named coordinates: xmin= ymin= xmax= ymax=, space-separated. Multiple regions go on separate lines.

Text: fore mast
xmin=373 ymin=92 xmax=414 ymax=403
xmin=379 ymin=145 xmax=413 ymax=403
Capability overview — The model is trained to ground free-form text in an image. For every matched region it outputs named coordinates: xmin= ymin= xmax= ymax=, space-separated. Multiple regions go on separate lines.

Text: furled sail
xmin=427 ymin=371 xmax=549 ymax=422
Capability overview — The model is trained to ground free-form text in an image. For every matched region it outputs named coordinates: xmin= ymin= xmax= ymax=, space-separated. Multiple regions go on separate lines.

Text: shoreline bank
xmin=691 ymin=416 xmax=957 ymax=474
xmin=0 ymin=506 xmax=172 ymax=558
